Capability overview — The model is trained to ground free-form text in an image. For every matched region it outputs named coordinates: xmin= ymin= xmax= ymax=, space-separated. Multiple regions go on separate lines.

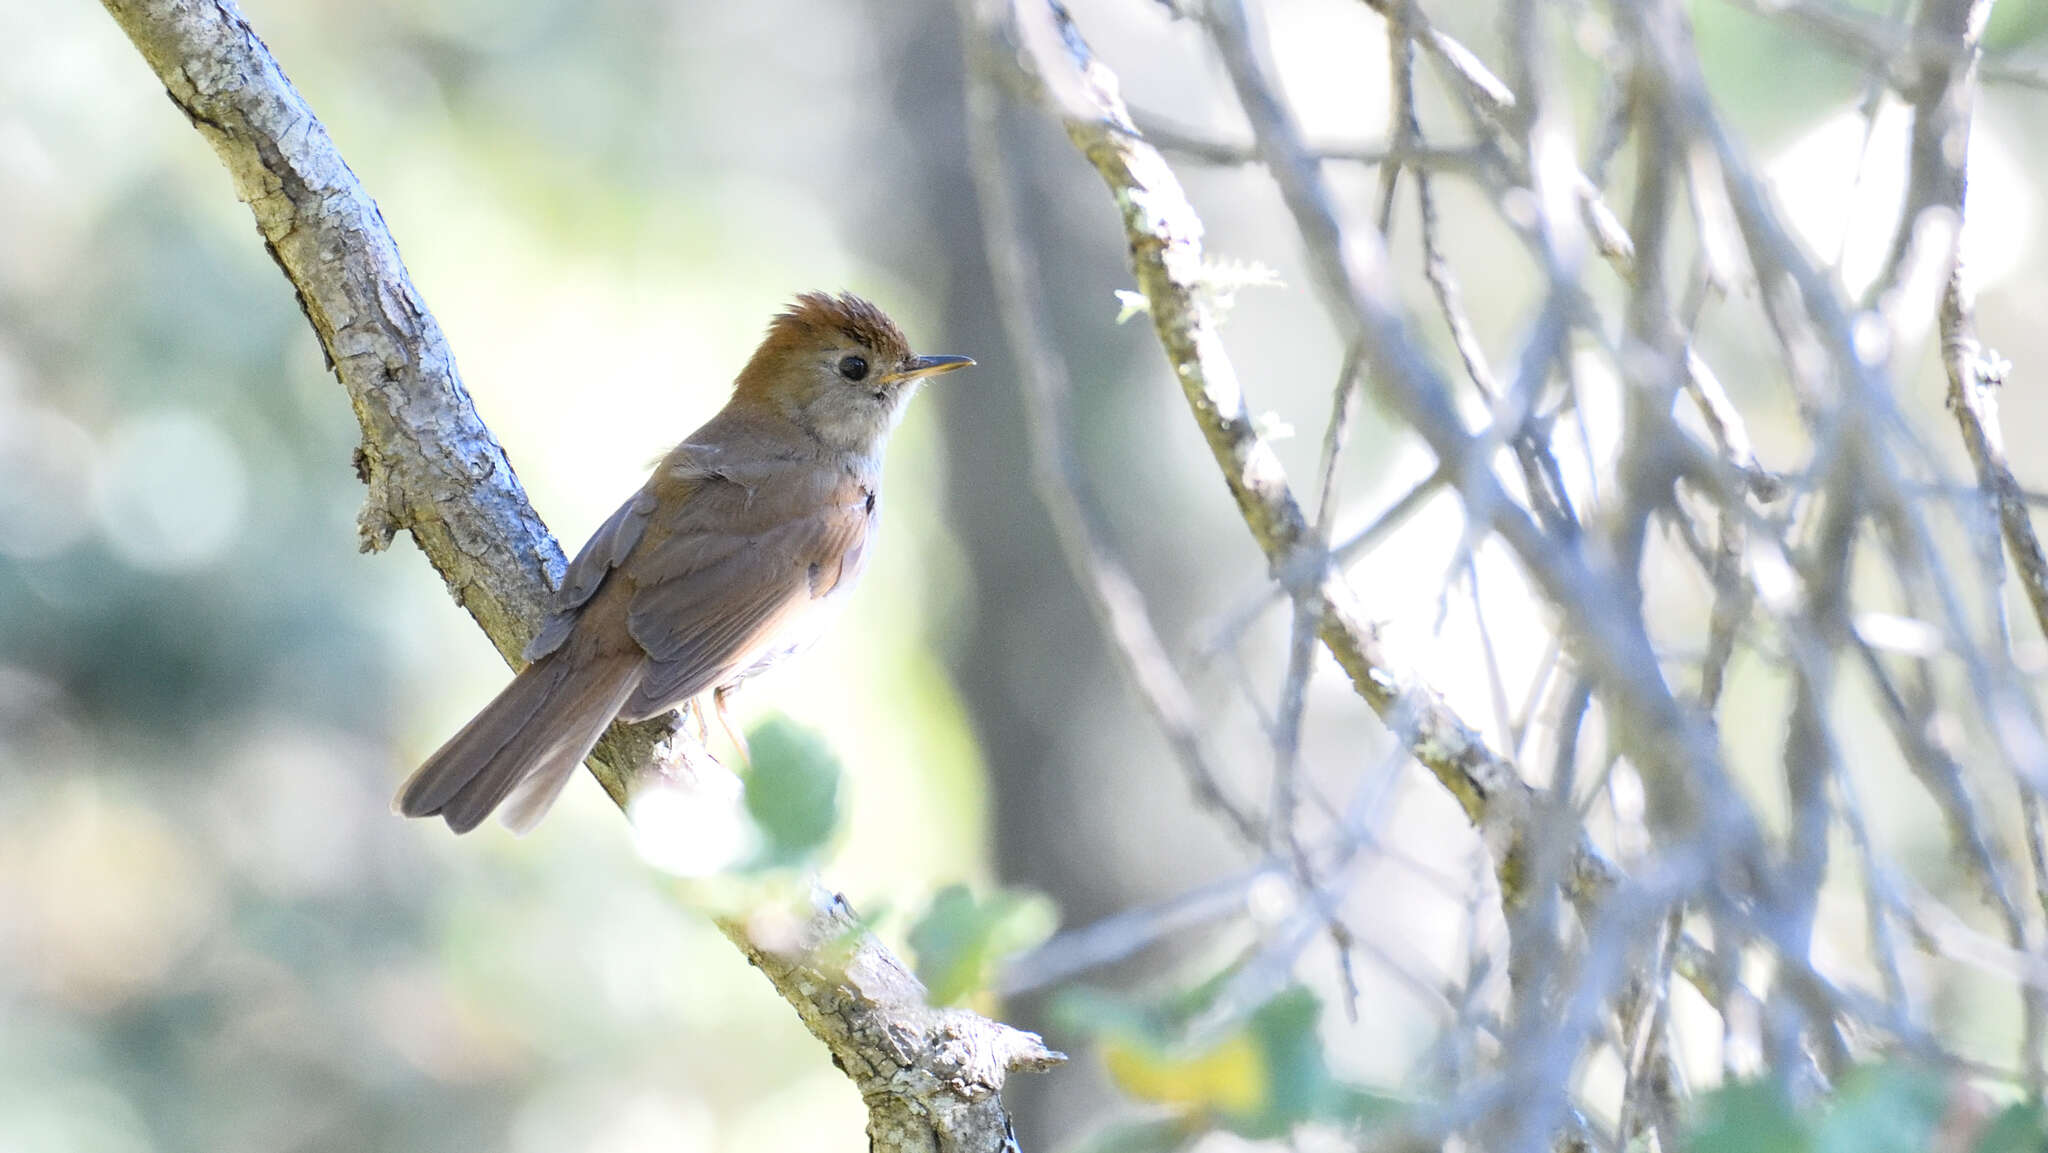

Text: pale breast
xmin=720 ymin=471 xmax=880 ymax=688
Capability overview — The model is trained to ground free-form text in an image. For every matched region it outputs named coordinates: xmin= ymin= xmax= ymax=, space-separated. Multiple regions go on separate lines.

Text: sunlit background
xmin=5 ymin=0 xmax=2048 ymax=1149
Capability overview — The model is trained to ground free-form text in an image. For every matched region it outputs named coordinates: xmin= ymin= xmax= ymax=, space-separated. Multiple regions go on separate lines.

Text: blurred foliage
xmin=740 ymin=717 xmax=843 ymax=868
xmin=906 ymin=882 xmax=1056 ymax=1007
xmin=1056 ymin=985 xmax=1404 ymax=1144
xmin=1680 ymin=1065 xmax=2047 ymax=1153
xmin=1973 ymin=1101 xmax=2048 ymax=1153
xmin=1060 ymin=1116 xmax=1199 ymax=1153
xmin=1985 ymin=1 xmax=2048 ymax=51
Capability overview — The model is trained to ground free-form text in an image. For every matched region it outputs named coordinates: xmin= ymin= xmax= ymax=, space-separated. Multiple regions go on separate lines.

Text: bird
xmin=395 ymin=292 xmax=972 ymax=834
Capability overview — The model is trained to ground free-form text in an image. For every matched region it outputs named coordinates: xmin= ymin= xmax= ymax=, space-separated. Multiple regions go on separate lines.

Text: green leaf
xmin=1973 ymin=1102 xmax=2048 ymax=1153
xmin=906 ymin=883 xmax=1057 ymax=1006
xmin=1064 ymin=1117 xmax=1196 ymax=1153
xmin=1234 ymin=986 xmax=1330 ymax=1137
xmin=1683 ymin=1064 xmax=1969 ymax=1153
xmin=1050 ymin=986 xmax=1166 ymax=1041
xmin=1684 ymin=1080 xmax=1808 ymax=1153
xmin=1057 ymin=984 xmax=1405 ymax=1140
xmin=1330 ymin=1085 xmax=1407 ymax=1131
xmin=1814 ymin=1064 xmax=1949 ymax=1153
xmin=741 ymin=717 xmax=841 ymax=865
xmin=1100 ymin=1025 xmax=1267 ymax=1124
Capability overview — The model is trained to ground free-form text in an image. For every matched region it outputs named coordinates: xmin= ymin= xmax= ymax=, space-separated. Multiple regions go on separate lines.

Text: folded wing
xmin=616 ymin=463 xmax=872 ymax=720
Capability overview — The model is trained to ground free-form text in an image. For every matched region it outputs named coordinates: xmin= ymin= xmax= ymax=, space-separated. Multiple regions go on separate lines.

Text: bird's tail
xmin=395 ymin=650 xmax=643 ymax=835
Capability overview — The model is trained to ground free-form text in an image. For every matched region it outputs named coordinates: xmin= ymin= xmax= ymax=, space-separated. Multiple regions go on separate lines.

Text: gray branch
xmin=970 ymin=0 xmax=2048 ymax=1145
xmin=95 ymin=1 xmax=1059 ymax=1147
xmin=969 ymin=2 xmax=1689 ymax=973
xmin=973 ymin=0 xmax=1544 ymax=900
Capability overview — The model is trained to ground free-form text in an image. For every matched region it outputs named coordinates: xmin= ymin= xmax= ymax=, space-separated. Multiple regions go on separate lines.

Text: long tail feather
xmin=396 ymin=651 xmax=642 ymax=834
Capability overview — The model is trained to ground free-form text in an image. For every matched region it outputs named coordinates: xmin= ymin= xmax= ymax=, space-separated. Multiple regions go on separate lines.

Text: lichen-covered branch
xmin=96 ymin=1 xmax=1058 ymax=1147
xmin=959 ymin=21 xmax=1261 ymax=845
xmin=975 ymin=0 xmax=1543 ymax=887
xmin=99 ymin=0 xmax=668 ymax=802
xmin=971 ymin=0 xmax=1688 ymax=926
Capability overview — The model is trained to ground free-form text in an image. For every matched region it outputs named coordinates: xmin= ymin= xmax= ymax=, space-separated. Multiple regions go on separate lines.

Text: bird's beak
xmin=889 ymin=354 xmax=975 ymax=382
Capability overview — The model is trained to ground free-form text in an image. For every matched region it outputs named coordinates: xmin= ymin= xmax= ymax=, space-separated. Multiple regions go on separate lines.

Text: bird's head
xmin=731 ymin=292 xmax=972 ymax=453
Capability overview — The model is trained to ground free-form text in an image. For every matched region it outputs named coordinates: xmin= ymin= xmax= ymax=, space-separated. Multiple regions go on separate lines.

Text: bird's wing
xmin=617 ymin=464 xmax=873 ymax=719
xmin=522 ymin=444 xmax=732 ymax=663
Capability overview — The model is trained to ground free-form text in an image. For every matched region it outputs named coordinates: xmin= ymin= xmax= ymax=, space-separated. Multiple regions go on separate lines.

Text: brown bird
xmin=396 ymin=292 xmax=971 ymax=834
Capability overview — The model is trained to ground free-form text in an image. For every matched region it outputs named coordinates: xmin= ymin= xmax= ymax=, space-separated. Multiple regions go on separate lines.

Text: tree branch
xmin=979 ymin=0 xmax=1545 ymax=883
xmin=967 ymin=0 xmax=1688 ymax=936
xmin=959 ymin=26 xmax=1261 ymax=845
xmin=95 ymin=0 xmax=1059 ymax=1147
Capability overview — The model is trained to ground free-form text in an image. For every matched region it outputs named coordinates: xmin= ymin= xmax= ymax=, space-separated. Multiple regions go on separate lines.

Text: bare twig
xmin=1201 ymin=465 xmax=1447 ymax=654
xmin=981 ymin=0 xmax=2046 ymax=1143
xmin=1912 ymin=0 xmax=2048 ymax=1093
xmin=981 ymin=0 xmax=1606 ymax=926
xmin=1982 ymin=55 xmax=2048 ymax=91
xmin=1719 ymin=0 xmax=1972 ymax=89
xmin=1944 ymin=240 xmax=2048 ymax=660
xmin=1133 ymin=112 xmax=1483 ymax=172
xmin=1204 ymin=0 xmax=1750 ymax=858
xmin=961 ymin=26 xmax=1262 ymax=846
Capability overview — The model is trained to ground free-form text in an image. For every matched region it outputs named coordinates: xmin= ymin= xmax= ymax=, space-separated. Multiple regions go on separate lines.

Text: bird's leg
xmin=687 ymin=696 xmax=711 ymax=746
xmin=713 ymin=685 xmax=752 ymax=767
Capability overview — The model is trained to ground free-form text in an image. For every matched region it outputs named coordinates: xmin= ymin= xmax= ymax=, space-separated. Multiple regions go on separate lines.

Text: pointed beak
xmin=890 ymin=354 xmax=975 ymax=382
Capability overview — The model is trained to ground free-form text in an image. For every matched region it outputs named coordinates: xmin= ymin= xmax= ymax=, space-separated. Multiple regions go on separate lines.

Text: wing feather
xmin=523 ymin=442 xmax=755 ymax=663
xmin=615 ymin=468 xmax=872 ymax=720
xmin=525 ymin=488 xmax=658 ymax=661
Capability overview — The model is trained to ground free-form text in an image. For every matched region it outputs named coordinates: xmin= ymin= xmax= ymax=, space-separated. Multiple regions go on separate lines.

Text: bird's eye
xmin=837 ymin=355 xmax=869 ymax=382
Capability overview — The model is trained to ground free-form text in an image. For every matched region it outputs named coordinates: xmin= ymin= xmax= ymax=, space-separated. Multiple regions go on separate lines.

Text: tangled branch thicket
xmin=968 ymin=0 xmax=2048 ymax=1147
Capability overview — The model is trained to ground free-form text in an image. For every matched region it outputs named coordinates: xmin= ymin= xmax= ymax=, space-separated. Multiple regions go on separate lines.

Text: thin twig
xmin=1201 ymin=465 xmax=1447 ymax=655
xmin=962 ymin=27 xmax=1263 ymax=845
xmin=1205 ymin=0 xmax=1741 ymax=848
xmin=1133 ymin=112 xmax=1484 ymax=172
xmin=989 ymin=0 xmax=1549 ymax=903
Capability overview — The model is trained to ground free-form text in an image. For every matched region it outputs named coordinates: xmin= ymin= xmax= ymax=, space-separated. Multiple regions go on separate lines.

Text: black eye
xmin=837 ymin=355 xmax=869 ymax=382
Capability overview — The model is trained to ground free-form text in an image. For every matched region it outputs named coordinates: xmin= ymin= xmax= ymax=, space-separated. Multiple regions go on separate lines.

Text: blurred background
xmin=4 ymin=0 xmax=2047 ymax=1150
